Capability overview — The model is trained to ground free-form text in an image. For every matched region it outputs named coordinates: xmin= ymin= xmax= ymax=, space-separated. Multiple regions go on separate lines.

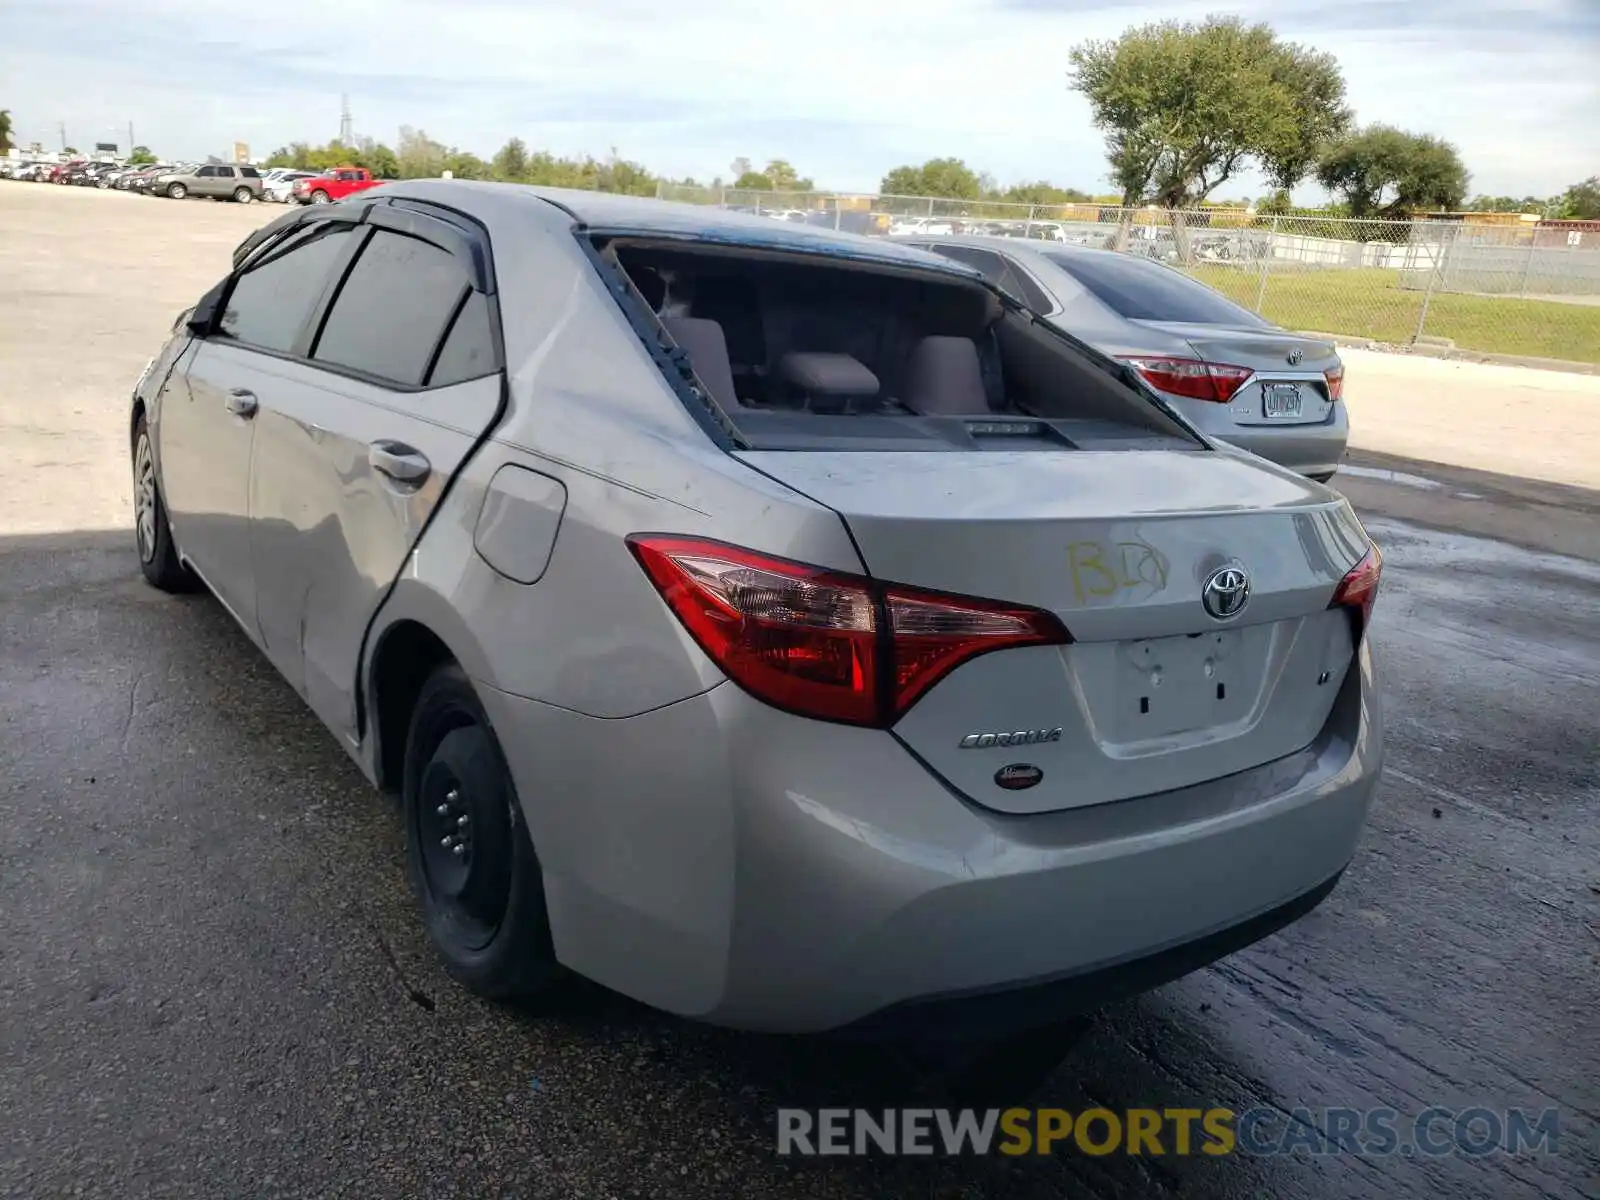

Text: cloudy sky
xmin=4 ymin=0 xmax=1596 ymax=199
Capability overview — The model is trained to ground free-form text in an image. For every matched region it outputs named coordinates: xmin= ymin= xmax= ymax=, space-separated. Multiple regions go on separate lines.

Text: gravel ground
xmin=2 ymin=183 xmax=1597 ymax=1200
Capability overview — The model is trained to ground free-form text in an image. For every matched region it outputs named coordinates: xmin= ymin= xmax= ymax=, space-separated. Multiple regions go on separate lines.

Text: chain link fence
xmin=655 ymin=184 xmax=1600 ymax=365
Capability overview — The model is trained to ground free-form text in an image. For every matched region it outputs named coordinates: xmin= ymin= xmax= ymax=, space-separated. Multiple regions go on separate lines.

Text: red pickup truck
xmin=291 ymin=166 xmax=387 ymax=205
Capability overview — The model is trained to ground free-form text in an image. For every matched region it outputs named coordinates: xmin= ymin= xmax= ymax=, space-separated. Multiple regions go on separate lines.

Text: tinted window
xmin=427 ymin=291 xmax=496 ymax=386
xmin=240 ymin=166 xmax=260 ymax=178
xmin=313 ymin=230 xmax=469 ymax=386
xmin=1042 ymin=251 xmax=1266 ymax=326
xmin=218 ymin=225 xmax=355 ymax=353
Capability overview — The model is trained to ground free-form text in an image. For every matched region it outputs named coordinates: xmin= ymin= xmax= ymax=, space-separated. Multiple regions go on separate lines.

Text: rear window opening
xmin=589 ymin=235 xmax=1206 ymax=453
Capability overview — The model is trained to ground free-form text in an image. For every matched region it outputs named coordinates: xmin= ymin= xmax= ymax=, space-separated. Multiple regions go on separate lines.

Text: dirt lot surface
xmin=2 ymin=183 xmax=1597 ymax=1200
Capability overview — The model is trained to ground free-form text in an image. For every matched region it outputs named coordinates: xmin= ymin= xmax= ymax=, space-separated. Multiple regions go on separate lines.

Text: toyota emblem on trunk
xmin=1201 ymin=566 xmax=1250 ymax=620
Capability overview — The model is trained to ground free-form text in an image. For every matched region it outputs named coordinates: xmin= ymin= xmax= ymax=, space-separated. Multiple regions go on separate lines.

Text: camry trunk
xmin=1135 ymin=320 xmax=1340 ymax=427
xmin=739 ymin=448 xmax=1372 ymax=816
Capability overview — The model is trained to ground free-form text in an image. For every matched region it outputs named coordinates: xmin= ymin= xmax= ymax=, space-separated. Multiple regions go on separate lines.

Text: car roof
xmin=378 ymin=180 xmax=985 ymax=280
xmin=911 ymin=233 xmax=1129 ymax=266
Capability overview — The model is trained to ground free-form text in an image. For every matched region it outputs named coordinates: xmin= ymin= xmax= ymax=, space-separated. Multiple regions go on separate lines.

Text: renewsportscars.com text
xmin=776 ymin=1106 xmax=1562 ymax=1158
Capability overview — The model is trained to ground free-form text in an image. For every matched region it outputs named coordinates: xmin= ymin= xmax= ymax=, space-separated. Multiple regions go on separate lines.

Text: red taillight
xmin=627 ymin=535 xmax=1071 ymax=727
xmin=1329 ymin=543 xmax=1382 ymax=640
xmin=1122 ymin=356 xmax=1253 ymax=403
xmin=1324 ymin=364 xmax=1345 ymax=401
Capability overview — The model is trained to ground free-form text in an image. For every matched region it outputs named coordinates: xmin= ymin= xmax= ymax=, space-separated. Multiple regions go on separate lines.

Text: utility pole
xmin=59 ymin=121 xmax=67 ymax=151
xmin=339 ymin=94 xmax=353 ymax=146
xmin=128 ymin=121 xmax=135 ymax=152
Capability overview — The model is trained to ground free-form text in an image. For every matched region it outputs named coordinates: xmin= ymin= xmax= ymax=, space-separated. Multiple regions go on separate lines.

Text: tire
xmin=165 ymin=182 xmax=186 ymax=200
xmin=403 ymin=664 xmax=562 ymax=1003
xmin=131 ymin=415 xmax=194 ymax=592
xmin=310 ymin=189 xmax=331 ymax=204
xmin=232 ymin=186 xmax=252 ymax=204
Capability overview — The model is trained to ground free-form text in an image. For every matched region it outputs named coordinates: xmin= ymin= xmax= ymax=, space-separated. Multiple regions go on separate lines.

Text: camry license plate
xmin=1263 ymin=383 xmax=1303 ymax=418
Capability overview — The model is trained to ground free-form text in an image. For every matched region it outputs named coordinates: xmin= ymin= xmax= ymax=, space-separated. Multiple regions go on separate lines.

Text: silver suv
xmin=127 ymin=184 xmax=1383 ymax=1037
xmin=156 ymin=163 xmax=264 ymax=203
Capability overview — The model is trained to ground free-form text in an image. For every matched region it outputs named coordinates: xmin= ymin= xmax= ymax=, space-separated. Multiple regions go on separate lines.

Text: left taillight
xmin=1329 ymin=543 xmax=1382 ymax=641
xmin=627 ymin=535 xmax=1071 ymax=727
xmin=1122 ymin=356 xmax=1253 ymax=403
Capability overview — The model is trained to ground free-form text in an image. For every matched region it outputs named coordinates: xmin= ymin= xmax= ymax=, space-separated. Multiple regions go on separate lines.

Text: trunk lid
xmin=738 ymin=448 xmax=1369 ymax=815
xmin=1135 ymin=320 xmax=1339 ymax=427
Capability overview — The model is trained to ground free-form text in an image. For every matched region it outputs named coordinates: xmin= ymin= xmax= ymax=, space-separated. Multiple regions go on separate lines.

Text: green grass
xmin=1183 ymin=266 xmax=1600 ymax=364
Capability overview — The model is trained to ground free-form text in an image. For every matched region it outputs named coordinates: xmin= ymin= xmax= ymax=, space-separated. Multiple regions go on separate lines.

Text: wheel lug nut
xmin=457 ymin=815 xmax=469 ymax=828
xmin=436 ymin=804 xmax=450 ymax=816
xmin=440 ymin=836 xmax=453 ymax=848
xmin=451 ymin=843 xmax=466 ymax=856
xmin=446 ymin=789 xmax=460 ymax=803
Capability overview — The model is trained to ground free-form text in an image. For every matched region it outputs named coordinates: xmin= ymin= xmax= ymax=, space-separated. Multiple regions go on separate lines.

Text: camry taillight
xmin=1122 ymin=356 xmax=1253 ymax=403
xmin=1324 ymin=364 xmax=1345 ymax=401
xmin=628 ymin=535 xmax=1071 ymax=726
xmin=1329 ymin=543 xmax=1382 ymax=640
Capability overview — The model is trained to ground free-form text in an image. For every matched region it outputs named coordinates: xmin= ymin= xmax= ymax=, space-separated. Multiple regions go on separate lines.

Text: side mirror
xmin=186 ymin=280 xmax=228 ymax=336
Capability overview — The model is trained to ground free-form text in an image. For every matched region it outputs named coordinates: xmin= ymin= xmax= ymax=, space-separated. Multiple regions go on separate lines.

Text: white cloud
xmin=3 ymin=0 xmax=1595 ymax=198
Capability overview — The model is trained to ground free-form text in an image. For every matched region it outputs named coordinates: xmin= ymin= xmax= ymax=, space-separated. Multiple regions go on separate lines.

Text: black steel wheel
xmin=402 ymin=664 xmax=561 ymax=1002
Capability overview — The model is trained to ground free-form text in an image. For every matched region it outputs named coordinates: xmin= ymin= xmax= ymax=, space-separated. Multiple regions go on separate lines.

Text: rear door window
xmin=217 ymin=224 xmax=357 ymax=353
xmin=312 ymin=230 xmax=471 ymax=387
xmin=1041 ymin=250 xmax=1266 ymax=325
xmin=426 ymin=291 xmax=496 ymax=386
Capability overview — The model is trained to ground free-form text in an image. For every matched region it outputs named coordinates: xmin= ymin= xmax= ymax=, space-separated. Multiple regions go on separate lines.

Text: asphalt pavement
xmin=2 ymin=184 xmax=1598 ymax=1200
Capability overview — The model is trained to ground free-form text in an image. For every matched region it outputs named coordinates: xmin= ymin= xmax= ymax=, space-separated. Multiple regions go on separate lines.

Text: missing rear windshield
xmin=590 ymin=234 xmax=1204 ymax=453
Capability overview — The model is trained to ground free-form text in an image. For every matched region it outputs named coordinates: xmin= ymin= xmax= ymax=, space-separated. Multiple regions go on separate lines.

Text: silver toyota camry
xmin=907 ymin=235 xmax=1349 ymax=482
xmin=128 ymin=183 xmax=1383 ymax=1036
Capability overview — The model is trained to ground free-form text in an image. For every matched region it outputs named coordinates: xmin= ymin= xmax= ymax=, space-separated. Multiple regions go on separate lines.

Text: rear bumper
xmin=1175 ymin=397 xmax=1349 ymax=479
xmin=477 ymin=640 xmax=1381 ymax=1034
xmin=839 ymin=868 xmax=1344 ymax=1041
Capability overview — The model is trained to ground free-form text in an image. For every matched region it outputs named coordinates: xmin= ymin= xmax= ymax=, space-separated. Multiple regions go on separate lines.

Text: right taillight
xmin=1324 ymin=364 xmax=1345 ymax=401
xmin=627 ymin=535 xmax=1071 ymax=727
xmin=1122 ymin=356 xmax=1253 ymax=403
xmin=1329 ymin=543 xmax=1382 ymax=641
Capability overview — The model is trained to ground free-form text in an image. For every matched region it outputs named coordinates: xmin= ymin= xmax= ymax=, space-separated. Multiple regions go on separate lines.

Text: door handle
xmin=224 ymin=388 xmax=258 ymax=418
xmin=369 ymin=441 xmax=431 ymax=484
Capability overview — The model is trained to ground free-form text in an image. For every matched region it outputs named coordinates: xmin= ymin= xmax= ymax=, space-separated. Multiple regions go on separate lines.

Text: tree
xmin=0 ymin=110 xmax=12 ymax=155
xmin=1315 ymin=125 xmax=1470 ymax=220
xmin=1070 ymin=17 xmax=1350 ymax=210
xmin=492 ymin=137 xmax=530 ymax=181
xmin=62 ymin=146 xmax=78 ymax=155
xmin=396 ymin=126 xmax=446 ymax=179
xmin=879 ymin=157 xmax=981 ymax=200
xmin=1466 ymin=195 xmax=1549 ymax=214
xmin=444 ymin=149 xmax=490 ymax=180
xmin=762 ymin=159 xmax=812 ymax=191
xmin=733 ymin=169 xmax=772 ymax=190
xmin=999 ymin=181 xmax=1093 ymax=207
xmin=1556 ymin=176 xmax=1600 ymax=221
xmin=127 ymin=145 xmax=158 ymax=165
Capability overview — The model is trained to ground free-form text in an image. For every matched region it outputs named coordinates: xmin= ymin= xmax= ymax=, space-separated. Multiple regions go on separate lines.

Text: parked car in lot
xmin=910 ymin=236 xmax=1349 ymax=481
xmin=264 ymin=170 xmax=318 ymax=204
xmin=156 ymin=163 xmax=264 ymax=202
xmin=888 ymin=215 xmax=955 ymax=236
xmin=128 ymin=164 xmax=184 ymax=194
xmin=291 ymin=166 xmax=385 ymax=205
xmin=128 ymin=184 xmax=1382 ymax=1036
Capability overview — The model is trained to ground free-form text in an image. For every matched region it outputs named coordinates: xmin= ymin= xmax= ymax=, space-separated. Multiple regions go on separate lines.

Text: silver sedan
xmin=128 ymin=184 xmax=1382 ymax=1037
xmin=908 ymin=235 xmax=1349 ymax=481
